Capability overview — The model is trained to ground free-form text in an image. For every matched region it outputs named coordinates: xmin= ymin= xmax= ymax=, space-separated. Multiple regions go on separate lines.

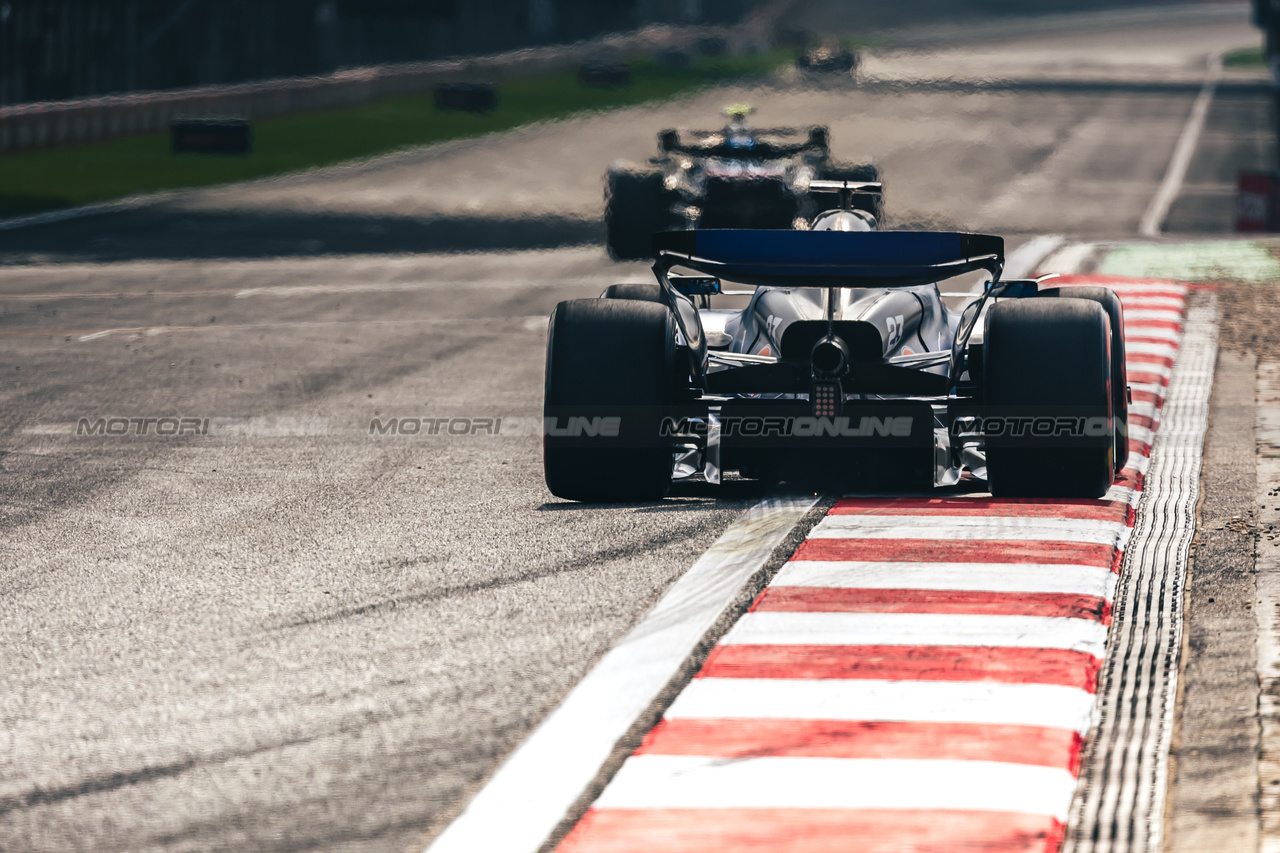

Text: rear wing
xmin=652 ymin=229 xmax=1004 ymax=289
xmin=808 ymin=179 xmax=881 ymax=196
xmin=659 ymin=125 xmax=829 ymax=159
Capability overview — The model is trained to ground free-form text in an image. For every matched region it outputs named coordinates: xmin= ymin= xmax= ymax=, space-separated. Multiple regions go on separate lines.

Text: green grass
xmin=0 ymin=50 xmax=791 ymax=219
xmin=1224 ymin=45 xmax=1266 ymax=69
xmin=1098 ymin=241 xmax=1280 ymax=285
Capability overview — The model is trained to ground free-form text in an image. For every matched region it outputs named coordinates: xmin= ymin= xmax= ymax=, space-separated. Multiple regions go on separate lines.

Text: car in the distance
xmin=603 ymin=106 xmax=881 ymax=259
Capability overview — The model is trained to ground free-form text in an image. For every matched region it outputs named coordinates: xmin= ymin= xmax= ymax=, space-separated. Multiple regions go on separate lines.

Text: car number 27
xmin=885 ymin=314 xmax=905 ymax=349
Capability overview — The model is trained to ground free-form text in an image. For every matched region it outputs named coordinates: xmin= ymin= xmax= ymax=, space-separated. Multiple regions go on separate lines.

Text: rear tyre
xmin=544 ymin=299 xmax=676 ymax=501
xmin=984 ymin=299 xmax=1115 ymax=498
xmin=1036 ymin=286 xmax=1128 ymax=475
xmin=602 ymin=283 xmax=663 ymax=302
xmin=604 ymin=169 xmax=675 ymax=261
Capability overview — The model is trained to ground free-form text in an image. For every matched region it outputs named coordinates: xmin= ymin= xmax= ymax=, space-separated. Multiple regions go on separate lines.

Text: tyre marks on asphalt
xmin=556 ymin=278 xmax=1189 ymax=853
xmin=425 ymin=497 xmax=821 ymax=853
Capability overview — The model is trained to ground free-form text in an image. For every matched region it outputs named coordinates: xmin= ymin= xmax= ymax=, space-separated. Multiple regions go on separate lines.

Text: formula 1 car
xmin=603 ymin=106 xmax=881 ymax=260
xmin=545 ymin=219 xmax=1127 ymax=502
xmin=796 ymin=38 xmax=860 ymax=75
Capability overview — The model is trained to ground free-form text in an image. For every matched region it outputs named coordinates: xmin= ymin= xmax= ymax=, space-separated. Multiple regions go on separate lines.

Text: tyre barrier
xmin=434 ymin=82 xmax=498 ymax=113
xmin=655 ymin=47 xmax=693 ymax=68
xmin=171 ymin=117 xmax=252 ymax=155
xmin=696 ymin=35 xmax=728 ymax=56
xmin=578 ymin=61 xmax=631 ymax=88
xmin=0 ymin=0 xmax=805 ymax=155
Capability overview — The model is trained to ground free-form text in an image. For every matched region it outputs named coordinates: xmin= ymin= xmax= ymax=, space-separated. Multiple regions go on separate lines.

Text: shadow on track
xmin=0 ymin=205 xmax=603 ymax=263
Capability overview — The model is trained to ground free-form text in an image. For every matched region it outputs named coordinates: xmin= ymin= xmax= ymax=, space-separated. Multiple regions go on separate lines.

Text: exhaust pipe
xmin=810 ymin=334 xmax=849 ymax=418
xmin=810 ymin=334 xmax=850 ymax=378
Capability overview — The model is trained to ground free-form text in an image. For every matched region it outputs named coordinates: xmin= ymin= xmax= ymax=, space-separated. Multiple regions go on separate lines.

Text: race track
xmin=0 ymin=4 xmax=1266 ymax=852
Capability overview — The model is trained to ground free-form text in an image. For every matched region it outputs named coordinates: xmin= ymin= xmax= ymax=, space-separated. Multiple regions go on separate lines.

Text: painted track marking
xmin=593 ymin=755 xmax=1079 ymax=815
xmin=424 ymin=496 xmax=818 ymax=853
xmin=1138 ymin=58 xmax=1219 ymax=236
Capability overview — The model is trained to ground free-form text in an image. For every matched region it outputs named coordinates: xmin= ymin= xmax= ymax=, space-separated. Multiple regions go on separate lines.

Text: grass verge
xmin=1224 ymin=45 xmax=1265 ymax=69
xmin=0 ymin=50 xmax=792 ymax=219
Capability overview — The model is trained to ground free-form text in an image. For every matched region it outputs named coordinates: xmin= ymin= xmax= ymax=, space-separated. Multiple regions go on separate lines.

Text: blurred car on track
xmin=797 ymin=38 xmax=860 ymax=75
xmin=603 ymin=106 xmax=882 ymax=259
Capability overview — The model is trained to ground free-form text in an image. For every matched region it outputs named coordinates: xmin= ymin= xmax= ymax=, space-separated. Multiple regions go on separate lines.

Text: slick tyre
xmin=1036 ymin=286 xmax=1128 ymax=475
xmin=602 ymin=283 xmax=663 ymax=302
xmin=984 ymin=299 xmax=1115 ymax=498
xmin=544 ymin=298 xmax=676 ymax=501
xmin=604 ymin=169 xmax=674 ymax=261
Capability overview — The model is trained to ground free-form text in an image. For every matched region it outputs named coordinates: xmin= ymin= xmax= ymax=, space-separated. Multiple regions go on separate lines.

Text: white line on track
xmin=775 ymin=561 xmax=1119 ymax=600
xmin=808 ymin=515 xmax=1130 ymax=546
xmin=1005 ymin=235 xmax=1068 ymax=279
xmin=1040 ymin=242 xmax=1099 ymax=277
xmin=0 ymin=193 xmax=166 ymax=232
xmin=1126 ymin=327 xmax=1183 ymax=343
xmin=234 ymin=275 xmax=651 ymax=298
xmin=1124 ymin=451 xmax=1153 ymax=475
xmin=1127 ymin=341 xmax=1180 ymax=356
xmin=1105 ymin=485 xmax=1141 ymax=507
xmin=813 ymin=516 xmax=1129 ymax=533
xmin=594 ymin=755 xmax=1080 ymax=817
xmin=424 ymin=496 xmax=818 ymax=853
xmin=1129 ymin=425 xmax=1155 ymax=447
xmin=1120 ymin=297 xmax=1189 ymax=309
xmin=1105 ymin=283 xmax=1189 ymax=292
xmin=1124 ymin=308 xmax=1186 ymax=322
xmin=1120 ymin=289 xmax=1189 ymax=298
xmin=721 ymin=612 xmax=1109 ymax=656
xmin=1138 ymin=59 xmax=1219 ymax=237
xmin=665 ymin=679 xmax=1097 ymax=734
xmin=67 ymin=315 xmax=549 ymax=342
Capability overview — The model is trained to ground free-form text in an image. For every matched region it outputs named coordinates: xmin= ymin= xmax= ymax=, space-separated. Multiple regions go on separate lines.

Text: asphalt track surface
xmin=0 ymin=4 xmax=1266 ymax=852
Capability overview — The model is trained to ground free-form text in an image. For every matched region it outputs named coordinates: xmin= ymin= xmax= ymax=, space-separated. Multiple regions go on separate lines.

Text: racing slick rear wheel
xmin=983 ymin=299 xmax=1115 ymax=498
xmin=1036 ymin=286 xmax=1128 ymax=476
xmin=602 ymin=283 xmax=663 ymax=302
xmin=604 ymin=169 xmax=675 ymax=261
xmin=544 ymin=298 xmax=676 ymax=501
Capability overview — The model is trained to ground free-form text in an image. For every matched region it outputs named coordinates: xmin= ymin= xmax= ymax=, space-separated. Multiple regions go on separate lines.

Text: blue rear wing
xmin=652 ymin=229 xmax=1004 ymax=287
